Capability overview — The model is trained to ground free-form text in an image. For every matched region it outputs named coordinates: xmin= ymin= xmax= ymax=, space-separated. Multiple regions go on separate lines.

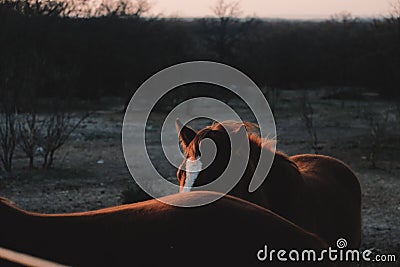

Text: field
xmin=0 ymin=89 xmax=399 ymax=265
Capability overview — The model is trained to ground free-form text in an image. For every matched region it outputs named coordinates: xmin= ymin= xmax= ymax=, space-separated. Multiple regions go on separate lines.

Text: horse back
xmin=0 ymin=192 xmax=335 ymax=267
xmin=290 ymin=154 xmax=362 ymax=248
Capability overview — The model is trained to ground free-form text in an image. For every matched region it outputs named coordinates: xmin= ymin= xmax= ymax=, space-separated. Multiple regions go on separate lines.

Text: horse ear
xmin=175 ymin=119 xmax=197 ymax=148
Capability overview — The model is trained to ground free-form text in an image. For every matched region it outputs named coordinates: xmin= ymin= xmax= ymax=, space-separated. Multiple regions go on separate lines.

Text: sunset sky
xmin=152 ymin=0 xmax=393 ymax=19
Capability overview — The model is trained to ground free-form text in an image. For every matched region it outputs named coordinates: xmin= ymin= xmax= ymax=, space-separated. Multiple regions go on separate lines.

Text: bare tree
xmin=95 ymin=0 xmax=151 ymax=17
xmin=212 ymin=0 xmax=242 ymax=18
xmin=0 ymin=106 xmax=18 ymax=177
xmin=32 ymin=0 xmax=71 ymax=16
xmin=388 ymin=0 xmax=400 ymax=54
xmin=300 ymin=91 xmax=320 ymax=154
xmin=0 ymin=0 xmax=73 ymax=17
xmin=362 ymin=110 xmax=389 ymax=168
xmin=40 ymin=110 xmax=89 ymax=169
xmin=202 ymin=0 xmax=245 ymax=61
xmin=331 ymin=11 xmax=355 ymax=23
xmin=62 ymin=0 xmax=92 ymax=17
xmin=0 ymin=56 xmax=19 ymax=177
xmin=389 ymin=0 xmax=400 ymax=18
xmin=18 ymin=110 xmax=41 ymax=169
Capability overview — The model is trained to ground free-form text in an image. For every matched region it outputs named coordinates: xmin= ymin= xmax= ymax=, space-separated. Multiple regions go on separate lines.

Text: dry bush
xmin=300 ymin=91 xmax=320 ymax=154
xmin=39 ymin=110 xmax=89 ymax=169
xmin=212 ymin=0 xmax=242 ymax=18
xmin=362 ymin=109 xmax=390 ymax=168
xmin=0 ymin=108 xmax=18 ymax=177
xmin=95 ymin=0 xmax=151 ymax=17
xmin=18 ymin=110 xmax=41 ymax=169
xmin=2 ymin=106 xmax=89 ymax=172
xmin=0 ymin=0 xmax=73 ymax=17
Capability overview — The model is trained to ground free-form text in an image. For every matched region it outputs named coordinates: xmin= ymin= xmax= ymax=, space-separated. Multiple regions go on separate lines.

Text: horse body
xmin=0 ymin=192 xmax=332 ymax=267
xmin=176 ymin=120 xmax=361 ymax=248
xmin=291 ymin=154 xmax=362 ymax=248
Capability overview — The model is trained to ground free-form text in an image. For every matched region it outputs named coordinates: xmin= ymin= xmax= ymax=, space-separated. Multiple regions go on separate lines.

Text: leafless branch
xmin=389 ymin=0 xmax=400 ymax=18
xmin=212 ymin=0 xmax=242 ymax=19
xmin=0 ymin=107 xmax=18 ymax=177
xmin=362 ymin=109 xmax=389 ymax=168
xmin=331 ymin=11 xmax=354 ymax=23
xmin=0 ymin=0 xmax=72 ymax=17
xmin=95 ymin=0 xmax=151 ymax=17
xmin=18 ymin=110 xmax=42 ymax=169
xmin=300 ymin=91 xmax=320 ymax=154
xmin=40 ymin=110 xmax=90 ymax=169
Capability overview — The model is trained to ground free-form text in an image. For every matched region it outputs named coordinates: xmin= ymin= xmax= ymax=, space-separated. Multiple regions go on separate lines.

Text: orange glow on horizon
xmin=152 ymin=0 xmax=392 ymax=19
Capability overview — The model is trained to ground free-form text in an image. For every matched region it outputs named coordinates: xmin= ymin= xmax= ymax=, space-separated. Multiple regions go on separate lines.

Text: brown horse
xmin=176 ymin=120 xmax=362 ymax=248
xmin=0 ymin=192 xmax=333 ymax=267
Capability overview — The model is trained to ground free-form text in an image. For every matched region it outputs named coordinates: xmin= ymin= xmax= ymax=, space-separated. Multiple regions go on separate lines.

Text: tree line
xmin=0 ymin=0 xmax=399 ymax=105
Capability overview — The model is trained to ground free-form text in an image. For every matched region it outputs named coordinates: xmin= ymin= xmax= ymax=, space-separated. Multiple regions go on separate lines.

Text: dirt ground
xmin=0 ymin=90 xmax=399 ymax=265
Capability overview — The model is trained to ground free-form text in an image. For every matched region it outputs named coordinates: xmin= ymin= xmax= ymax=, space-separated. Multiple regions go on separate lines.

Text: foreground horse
xmin=0 ymin=192 xmax=333 ymax=266
xmin=176 ymin=120 xmax=361 ymax=248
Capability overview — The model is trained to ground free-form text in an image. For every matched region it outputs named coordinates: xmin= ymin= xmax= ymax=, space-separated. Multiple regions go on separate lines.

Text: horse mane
xmin=187 ymin=120 xmax=298 ymax=171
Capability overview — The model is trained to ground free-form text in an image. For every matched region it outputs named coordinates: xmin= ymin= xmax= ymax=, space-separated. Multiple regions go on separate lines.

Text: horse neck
xmin=244 ymin=137 xmax=302 ymax=183
xmin=245 ymin=137 xmax=276 ymax=179
xmin=234 ymin=138 xmax=271 ymax=193
xmin=243 ymin=140 xmax=304 ymax=219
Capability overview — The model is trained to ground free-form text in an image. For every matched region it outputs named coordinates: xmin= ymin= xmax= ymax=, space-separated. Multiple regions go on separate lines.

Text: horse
xmin=0 ymin=192 xmax=334 ymax=267
xmin=176 ymin=120 xmax=362 ymax=249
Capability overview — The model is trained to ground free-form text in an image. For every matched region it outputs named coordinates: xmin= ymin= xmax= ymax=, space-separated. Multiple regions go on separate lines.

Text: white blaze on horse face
xmin=181 ymin=158 xmax=203 ymax=192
